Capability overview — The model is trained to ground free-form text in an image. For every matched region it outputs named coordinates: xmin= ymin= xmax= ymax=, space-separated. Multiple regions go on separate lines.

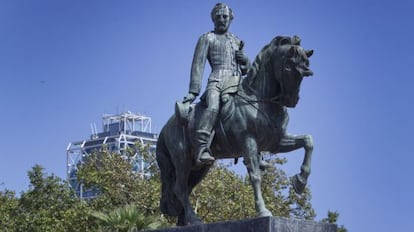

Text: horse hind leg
xmin=176 ymin=163 xmax=209 ymax=228
xmin=243 ymin=137 xmax=272 ymax=217
xmin=176 ymin=210 xmax=186 ymax=226
xmin=188 ymin=165 xmax=212 ymax=191
xmin=156 ymin=135 xmax=182 ymax=217
xmin=171 ymin=165 xmax=208 ymax=226
xmin=172 ymin=159 xmax=202 ymax=226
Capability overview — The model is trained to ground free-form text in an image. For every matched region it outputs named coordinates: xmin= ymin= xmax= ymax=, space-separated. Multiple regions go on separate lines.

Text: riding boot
xmin=195 ymin=109 xmax=218 ymax=164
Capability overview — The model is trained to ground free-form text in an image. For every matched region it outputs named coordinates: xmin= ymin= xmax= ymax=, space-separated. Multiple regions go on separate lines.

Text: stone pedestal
xmin=149 ymin=216 xmax=337 ymax=232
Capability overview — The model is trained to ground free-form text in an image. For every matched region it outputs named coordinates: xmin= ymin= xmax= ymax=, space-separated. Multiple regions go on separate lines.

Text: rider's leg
xmin=195 ymin=88 xmax=219 ymax=164
xmin=195 ymin=109 xmax=217 ymax=162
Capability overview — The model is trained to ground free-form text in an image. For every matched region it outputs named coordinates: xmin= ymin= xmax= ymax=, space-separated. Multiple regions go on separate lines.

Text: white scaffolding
xmin=66 ymin=111 xmax=158 ymax=198
xmin=102 ymin=111 xmax=152 ymax=134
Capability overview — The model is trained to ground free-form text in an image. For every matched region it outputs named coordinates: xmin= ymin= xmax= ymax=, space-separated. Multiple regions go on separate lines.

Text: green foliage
xmin=321 ymin=211 xmax=348 ymax=232
xmin=76 ymin=147 xmax=138 ymax=209
xmin=0 ymin=189 xmax=18 ymax=231
xmin=92 ymin=204 xmax=164 ymax=232
xmin=191 ymin=163 xmax=255 ymax=222
xmin=15 ymin=164 xmax=93 ymax=231
xmin=0 ymin=143 xmax=345 ymax=231
xmin=75 ymin=143 xmax=169 ymax=228
xmin=76 ymin=144 xmax=162 ymax=216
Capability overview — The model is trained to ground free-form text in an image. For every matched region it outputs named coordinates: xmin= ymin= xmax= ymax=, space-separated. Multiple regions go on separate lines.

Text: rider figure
xmin=183 ymin=3 xmax=250 ymax=164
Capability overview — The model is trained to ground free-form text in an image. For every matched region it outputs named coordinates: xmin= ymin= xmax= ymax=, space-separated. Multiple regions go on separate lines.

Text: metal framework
xmin=66 ymin=111 xmax=158 ymax=199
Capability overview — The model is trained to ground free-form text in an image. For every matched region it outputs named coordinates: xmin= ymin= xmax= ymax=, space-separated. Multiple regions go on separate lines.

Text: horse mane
xmin=243 ymin=36 xmax=301 ymax=94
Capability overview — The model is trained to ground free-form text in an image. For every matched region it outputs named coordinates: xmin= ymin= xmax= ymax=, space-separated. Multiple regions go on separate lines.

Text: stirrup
xmin=199 ymin=152 xmax=215 ymax=162
xmin=259 ymin=160 xmax=273 ymax=171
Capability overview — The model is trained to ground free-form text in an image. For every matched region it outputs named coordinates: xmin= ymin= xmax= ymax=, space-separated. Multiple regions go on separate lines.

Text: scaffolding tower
xmin=66 ymin=111 xmax=158 ymax=199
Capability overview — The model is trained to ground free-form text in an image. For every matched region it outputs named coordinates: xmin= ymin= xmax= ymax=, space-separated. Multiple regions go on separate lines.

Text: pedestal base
xmin=149 ymin=216 xmax=337 ymax=232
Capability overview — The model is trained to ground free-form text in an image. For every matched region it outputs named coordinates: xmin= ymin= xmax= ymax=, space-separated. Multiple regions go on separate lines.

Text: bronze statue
xmin=158 ymin=3 xmax=314 ymax=226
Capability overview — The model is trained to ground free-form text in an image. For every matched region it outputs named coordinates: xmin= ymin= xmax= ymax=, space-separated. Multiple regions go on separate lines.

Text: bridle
xmin=239 ymin=44 xmax=298 ymax=106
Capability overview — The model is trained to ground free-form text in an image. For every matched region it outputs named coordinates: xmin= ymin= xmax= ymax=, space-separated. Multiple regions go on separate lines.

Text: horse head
xmin=245 ymin=36 xmax=313 ymax=107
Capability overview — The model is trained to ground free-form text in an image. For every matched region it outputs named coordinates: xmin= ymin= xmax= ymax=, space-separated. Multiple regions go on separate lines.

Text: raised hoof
xmin=291 ymin=174 xmax=307 ymax=194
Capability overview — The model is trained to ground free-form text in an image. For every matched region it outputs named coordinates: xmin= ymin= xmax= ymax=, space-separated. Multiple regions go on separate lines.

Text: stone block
xmin=147 ymin=216 xmax=337 ymax=232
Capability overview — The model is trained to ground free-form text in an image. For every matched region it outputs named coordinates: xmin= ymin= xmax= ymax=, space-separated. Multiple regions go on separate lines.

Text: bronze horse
xmin=156 ymin=36 xmax=314 ymax=225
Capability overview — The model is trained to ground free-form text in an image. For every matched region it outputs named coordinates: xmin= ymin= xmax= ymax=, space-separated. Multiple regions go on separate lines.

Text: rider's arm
xmin=240 ymin=58 xmax=250 ymax=76
xmin=189 ymin=34 xmax=209 ymax=96
xmin=235 ymin=38 xmax=250 ymax=76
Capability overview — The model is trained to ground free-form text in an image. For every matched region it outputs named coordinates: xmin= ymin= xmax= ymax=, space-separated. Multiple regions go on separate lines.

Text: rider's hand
xmin=183 ymin=93 xmax=197 ymax=103
xmin=236 ymin=50 xmax=248 ymax=65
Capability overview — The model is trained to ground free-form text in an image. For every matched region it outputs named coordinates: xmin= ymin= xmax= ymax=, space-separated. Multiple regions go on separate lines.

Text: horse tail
xmin=156 ymin=127 xmax=182 ymax=216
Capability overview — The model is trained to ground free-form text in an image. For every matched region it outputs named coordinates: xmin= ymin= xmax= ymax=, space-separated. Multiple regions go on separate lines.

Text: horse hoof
xmin=258 ymin=209 xmax=273 ymax=217
xmin=291 ymin=174 xmax=307 ymax=194
xmin=188 ymin=217 xmax=202 ymax=225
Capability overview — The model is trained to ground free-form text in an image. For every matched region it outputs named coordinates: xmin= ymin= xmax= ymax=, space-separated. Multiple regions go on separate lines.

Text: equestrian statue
xmin=156 ymin=3 xmax=314 ymax=226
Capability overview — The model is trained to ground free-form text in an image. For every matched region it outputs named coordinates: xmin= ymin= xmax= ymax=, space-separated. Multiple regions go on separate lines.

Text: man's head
xmin=211 ymin=3 xmax=233 ymax=34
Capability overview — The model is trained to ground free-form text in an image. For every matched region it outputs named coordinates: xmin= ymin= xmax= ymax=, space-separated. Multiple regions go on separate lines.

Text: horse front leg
xmin=243 ymin=136 xmax=272 ymax=217
xmin=278 ymin=134 xmax=313 ymax=194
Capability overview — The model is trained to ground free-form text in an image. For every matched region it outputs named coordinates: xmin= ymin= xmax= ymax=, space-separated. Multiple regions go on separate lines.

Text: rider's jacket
xmin=189 ymin=31 xmax=248 ymax=95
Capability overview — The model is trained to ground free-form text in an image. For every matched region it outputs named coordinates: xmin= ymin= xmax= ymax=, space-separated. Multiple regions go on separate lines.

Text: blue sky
xmin=1 ymin=0 xmax=413 ymax=231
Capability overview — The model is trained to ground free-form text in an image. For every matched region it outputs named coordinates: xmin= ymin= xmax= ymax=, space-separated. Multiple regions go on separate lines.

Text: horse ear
xmin=305 ymin=49 xmax=314 ymax=58
xmin=273 ymin=36 xmax=291 ymax=46
xmin=292 ymin=35 xmax=301 ymax=45
xmin=279 ymin=37 xmax=291 ymax=46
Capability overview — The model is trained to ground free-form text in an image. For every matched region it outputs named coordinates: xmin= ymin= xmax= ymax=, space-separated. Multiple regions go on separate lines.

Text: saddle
xmin=175 ymin=75 xmax=241 ymax=156
xmin=175 ymin=74 xmax=240 ymax=125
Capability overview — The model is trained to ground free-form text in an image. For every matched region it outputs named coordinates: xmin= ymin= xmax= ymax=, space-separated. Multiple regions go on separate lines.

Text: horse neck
xmin=242 ymin=66 xmax=281 ymax=101
xmin=240 ymin=70 xmax=285 ymax=130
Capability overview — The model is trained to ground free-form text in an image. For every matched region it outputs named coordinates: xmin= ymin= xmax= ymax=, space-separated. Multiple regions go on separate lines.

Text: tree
xmin=77 ymin=144 xmax=319 ymax=225
xmin=74 ymin=140 xmax=347 ymax=231
xmin=15 ymin=164 xmax=93 ymax=231
xmin=0 ymin=142 xmax=343 ymax=230
xmin=76 ymin=148 xmax=139 ymax=209
xmin=76 ymin=144 xmax=162 ymax=216
xmin=321 ymin=211 xmax=348 ymax=232
xmin=0 ymin=189 xmax=18 ymax=231
xmin=0 ymin=156 xmax=166 ymax=231
xmin=191 ymin=163 xmax=255 ymax=222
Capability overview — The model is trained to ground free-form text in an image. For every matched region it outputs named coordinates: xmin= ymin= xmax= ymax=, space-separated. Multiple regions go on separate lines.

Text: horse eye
xmin=286 ymin=60 xmax=295 ymax=67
